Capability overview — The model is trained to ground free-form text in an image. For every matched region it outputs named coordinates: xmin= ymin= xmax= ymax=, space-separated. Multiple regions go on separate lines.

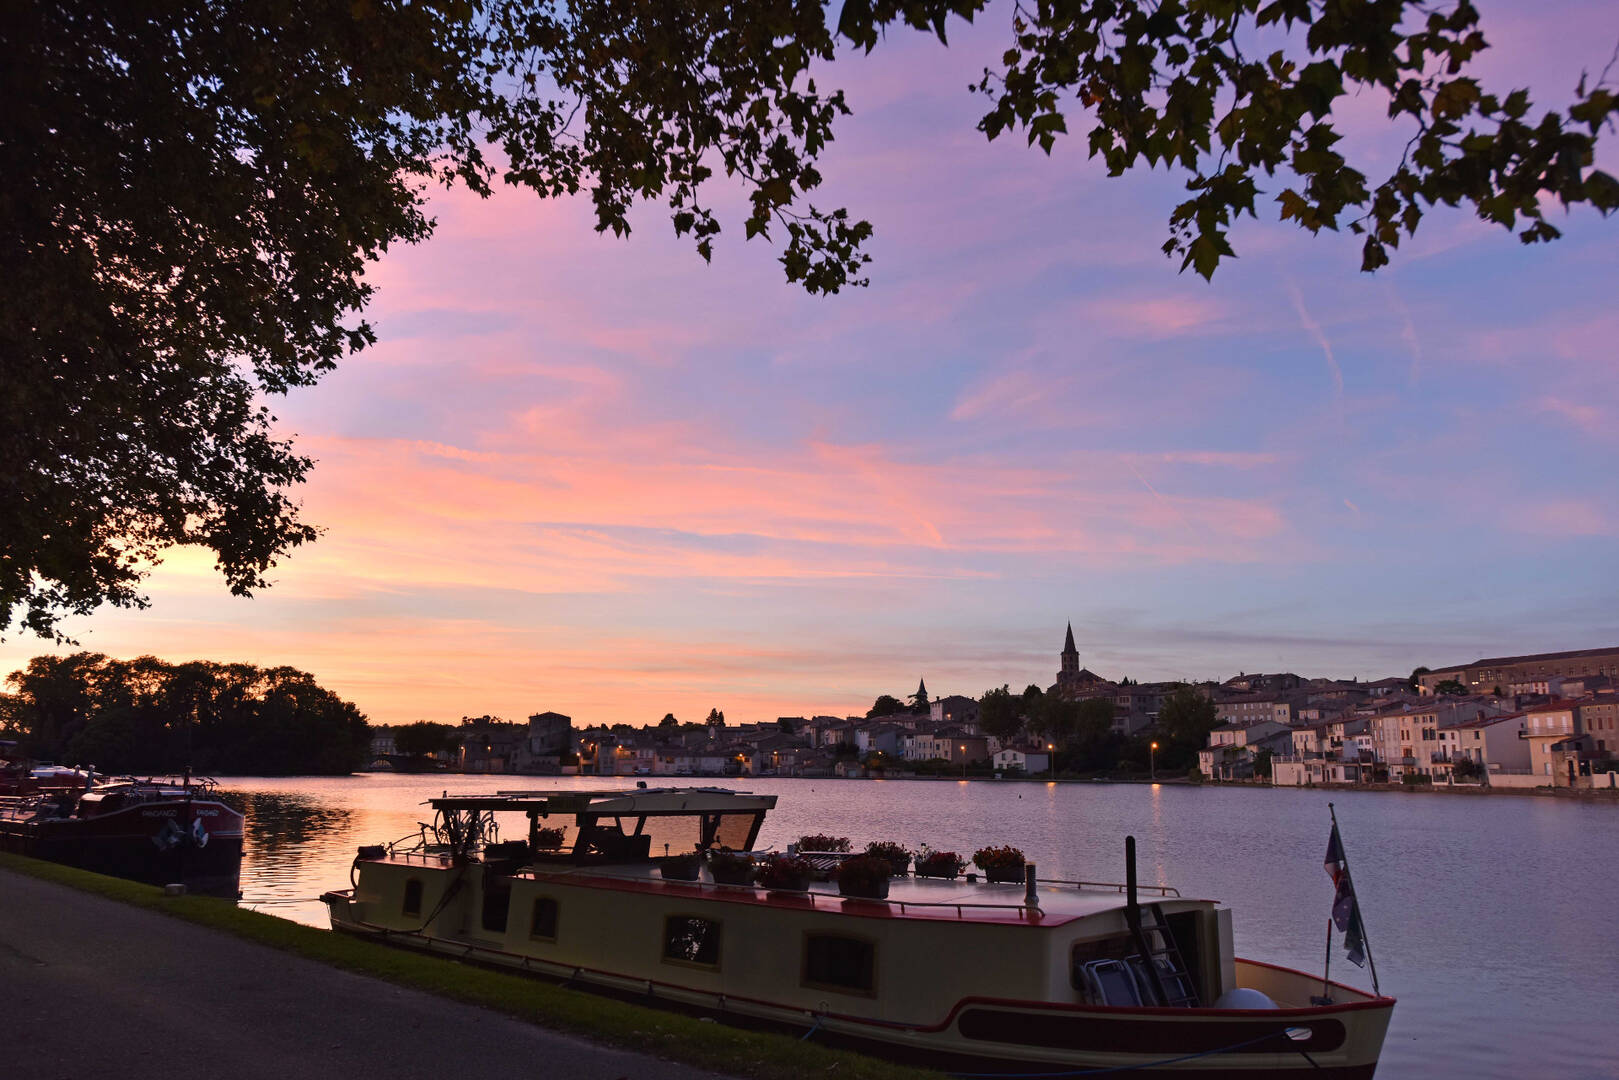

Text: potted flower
xmin=754 ymin=853 xmax=813 ymax=892
xmin=659 ymin=851 xmax=702 ymax=881
xmin=864 ymin=840 xmax=911 ymax=876
xmin=915 ymin=850 xmax=966 ymax=879
xmin=707 ymin=847 xmax=756 ymax=886
xmin=533 ymin=826 xmax=565 ymax=852
xmin=835 ymin=854 xmax=893 ymax=900
xmin=796 ymin=834 xmax=851 ymax=853
xmin=973 ymin=844 xmax=1027 ymax=883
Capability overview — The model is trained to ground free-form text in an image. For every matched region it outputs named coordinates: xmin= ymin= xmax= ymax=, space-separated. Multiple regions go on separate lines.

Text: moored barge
xmin=322 ymin=787 xmax=1394 ymax=1076
xmin=0 ymin=778 xmax=244 ymax=896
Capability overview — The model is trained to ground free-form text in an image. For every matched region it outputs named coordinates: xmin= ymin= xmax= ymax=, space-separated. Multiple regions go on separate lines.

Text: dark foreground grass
xmin=0 ymin=853 xmax=943 ymax=1080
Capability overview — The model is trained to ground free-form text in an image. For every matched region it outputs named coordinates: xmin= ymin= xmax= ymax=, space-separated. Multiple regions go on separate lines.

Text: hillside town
xmin=366 ymin=629 xmax=1619 ymax=792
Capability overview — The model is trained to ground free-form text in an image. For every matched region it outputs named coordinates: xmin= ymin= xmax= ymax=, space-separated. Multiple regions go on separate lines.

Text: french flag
xmin=1324 ymin=823 xmax=1367 ymax=967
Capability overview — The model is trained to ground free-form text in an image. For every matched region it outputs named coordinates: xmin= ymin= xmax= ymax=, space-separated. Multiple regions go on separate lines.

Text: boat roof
xmin=428 ymin=786 xmax=778 ymax=816
xmin=517 ymin=863 xmax=1207 ymax=928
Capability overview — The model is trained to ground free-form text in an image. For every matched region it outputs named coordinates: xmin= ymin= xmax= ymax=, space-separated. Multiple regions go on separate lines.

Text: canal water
xmin=217 ymin=775 xmax=1619 ymax=1080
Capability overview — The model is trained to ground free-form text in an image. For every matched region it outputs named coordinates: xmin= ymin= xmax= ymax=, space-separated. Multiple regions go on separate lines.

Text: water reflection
xmin=216 ymin=774 xmax=1619 ymax=1080
xmin=238 ymin=792 xmax=354 ymax=851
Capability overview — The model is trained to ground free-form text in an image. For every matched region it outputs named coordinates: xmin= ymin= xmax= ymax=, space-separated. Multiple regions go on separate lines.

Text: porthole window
xmin=662 ymin=916 xmax=722 ymax=968
xmin=402 ymin=878 xmax=423 ymax=918
xmin=804 ymin=934 xmax=876 ymax=995
xmin=531 ymin=897 xmax=559 ymax=940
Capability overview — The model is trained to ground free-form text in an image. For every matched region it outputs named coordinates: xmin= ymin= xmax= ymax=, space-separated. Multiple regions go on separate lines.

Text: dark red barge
xmin=0 ymin=778 xmax=244 ymax=897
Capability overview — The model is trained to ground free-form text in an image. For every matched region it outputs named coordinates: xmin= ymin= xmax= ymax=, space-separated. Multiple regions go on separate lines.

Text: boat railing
xmin=605 ymin=873 xmax=1045 ymax=917
xmin=388 ymin=848 xmax=457 ymax=866
xmin=884 ymin=897 xmax=1039 ymax=917
xmin=1039 ymin=877 xmax=1181 ymax=898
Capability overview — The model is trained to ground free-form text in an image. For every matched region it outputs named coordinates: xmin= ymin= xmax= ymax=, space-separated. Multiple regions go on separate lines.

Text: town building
xmin=1418 ymin=646 xmax=1619 ymax=695
xmin=524 ymin=711 xmax=574 ymax=770
xmin=1366 ymin=697 xmax=1512 ymax=780
xmin=929 ymin=694 xmax=980 ymax=728
xmin=1522 ymin=701 xmax=1590 ymax=787
xmin=993 ymin=748 xmax=1052 ymax=775
xmin=1581 ymin=694 xmax=1619 ymax=755
xmin=1213 ymin=692 xmax=1295 ymax=728
xmin=1198 ymin=719 xmax=1289 ymax=781
xmin=1448 ymin=712 xmax=1530 ymax=781
xmin=1270 ymin=717 xmax=1370 ymax=786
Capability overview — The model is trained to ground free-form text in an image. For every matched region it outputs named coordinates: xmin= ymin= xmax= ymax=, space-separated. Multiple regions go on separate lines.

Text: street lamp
xmin=1150 ymin=741 xmax=1159 ymax=782
xmin=960 ymin=744 xmax=967 ymax=780
xmin=1047 ymin=743 xmax=1055 ymax=781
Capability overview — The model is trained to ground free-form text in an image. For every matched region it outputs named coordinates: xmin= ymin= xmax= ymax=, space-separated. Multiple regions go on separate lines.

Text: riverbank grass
xmin=0 ymin=853 xmax=940 ymax=1080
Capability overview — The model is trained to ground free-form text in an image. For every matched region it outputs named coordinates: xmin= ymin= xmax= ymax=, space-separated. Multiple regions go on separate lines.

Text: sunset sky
xmin=6 ymin=4 xmax=1617 ymax=727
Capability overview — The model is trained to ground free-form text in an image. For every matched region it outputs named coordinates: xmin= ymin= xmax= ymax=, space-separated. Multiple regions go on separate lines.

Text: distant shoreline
xmin=341 ymin=769 xmax=1619 ymax=798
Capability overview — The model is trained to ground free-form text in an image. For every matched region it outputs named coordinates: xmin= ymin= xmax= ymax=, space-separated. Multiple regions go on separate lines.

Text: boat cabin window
xmin=530 ymin=897 xmax=559 ymax=941
xmin=662 ymin=916 xmax=721 ymax=968
xmin=803 ymin=934 xmax=875 ymax=995
xmin=575 ymin=810 xmax=764 ymax=863
xmin=481 ymin=875 xmax=512 ymax=933
xmin=402 ymin=879 xmax=424 ymax=918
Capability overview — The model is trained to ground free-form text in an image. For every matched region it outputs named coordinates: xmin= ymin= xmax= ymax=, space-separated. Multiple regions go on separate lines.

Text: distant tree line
xmin=978 ymin=682 xmax=1218 ymax=777
xmin=3 ymin=653 xmax=370 ymax=775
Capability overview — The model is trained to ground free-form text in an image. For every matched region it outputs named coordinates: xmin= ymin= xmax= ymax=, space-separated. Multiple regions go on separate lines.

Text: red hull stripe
xmin=959 ymin=1007 xmax=1346 ymax=1054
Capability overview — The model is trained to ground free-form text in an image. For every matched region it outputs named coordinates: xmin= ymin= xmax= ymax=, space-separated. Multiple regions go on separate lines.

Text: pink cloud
xmin=1537 ymin=395 xmax=1605 ymax=435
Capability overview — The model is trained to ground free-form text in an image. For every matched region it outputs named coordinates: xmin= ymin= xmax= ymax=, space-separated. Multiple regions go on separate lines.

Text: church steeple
xmin=912 ymin=677 xmax=929 ymax=710
xmin=1061 ymin=622 xmax=1078 ymax=677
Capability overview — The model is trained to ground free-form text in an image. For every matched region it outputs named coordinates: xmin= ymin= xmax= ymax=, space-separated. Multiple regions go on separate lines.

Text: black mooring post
xmin=1123 ymin=835 xmax=1166 ymax=1005
xmin=1125 ymin=835 xmax=1138 ymax=913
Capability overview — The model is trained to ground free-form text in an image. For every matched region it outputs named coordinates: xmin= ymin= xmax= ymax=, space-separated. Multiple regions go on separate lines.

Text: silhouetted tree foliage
xmin=4 ymin=653 xmax=369 ymax=775
xmin=1435 ymin=679 xmax=1468 ymax=695
xmin=978 ymin=684 xmax=1023 ymax=740
xmin=705 ymin=708 xmax=726 ymax=726
xmin=1408 ymin=666 xmax=1431 ymax=692
xmin=1152 ymin=685 xmax=1221 ymax=770
xmin=1032 ymin=696 xmax=1124 ymax=772
xmin=868 ymin=694 xmax=908 ymax=718
xmin=392 ymin=721 xmax=460 ymax=759
xmin=7 ymin=0 xmax=1613 ymax=637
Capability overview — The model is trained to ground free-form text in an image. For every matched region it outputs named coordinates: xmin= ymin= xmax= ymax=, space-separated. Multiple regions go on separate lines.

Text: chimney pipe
xmin=1024 ymin=863 xmax=1039 ymax=911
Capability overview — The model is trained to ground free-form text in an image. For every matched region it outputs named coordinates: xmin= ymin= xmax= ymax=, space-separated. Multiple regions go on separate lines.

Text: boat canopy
xmin=426 ymin=787 xmax=777 ymax=863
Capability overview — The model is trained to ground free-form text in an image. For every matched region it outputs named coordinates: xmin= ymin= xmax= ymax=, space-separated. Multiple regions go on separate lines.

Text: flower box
xmin=796 ymin=834 xmax=851 ymax=853
xmin=755 ymin=853 xmax=813 ymax=892
xmin=533 ymin=826 xmax=565 ymax=851
xmin=659 ymin=853 xmax=702 ymax=881
xmin=835 ymin=855 xmax=893 ymax=900
xmin=707 ymin=848 xmax=756 ymax=886
xmin=915 ymin=851 xmax=965 ymax=879
xmin=863 ymin=840 xmax=911 ymax=876
xmin=973 ymin=845 xmax=1026 ymax=883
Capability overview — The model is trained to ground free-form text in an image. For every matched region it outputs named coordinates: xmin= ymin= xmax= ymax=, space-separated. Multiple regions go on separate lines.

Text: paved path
xmin=0 ymin=868 xmax=731 ymax=1080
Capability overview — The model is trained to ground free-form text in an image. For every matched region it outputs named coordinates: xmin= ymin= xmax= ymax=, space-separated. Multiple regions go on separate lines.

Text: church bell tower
xmin=1060 ymin=622 xmax=1079 ymax=678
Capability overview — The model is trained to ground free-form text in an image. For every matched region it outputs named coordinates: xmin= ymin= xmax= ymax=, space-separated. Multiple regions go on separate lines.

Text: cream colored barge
xmin=321 ymin=788 xmax=1393 ymax=1077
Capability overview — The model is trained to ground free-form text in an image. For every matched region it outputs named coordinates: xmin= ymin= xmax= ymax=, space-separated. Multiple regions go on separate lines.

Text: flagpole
xmin=1328 ymin=802 xmax=1382 ymax=996
xmin=1320 ymin=917 xmax=1334 ymax=1003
